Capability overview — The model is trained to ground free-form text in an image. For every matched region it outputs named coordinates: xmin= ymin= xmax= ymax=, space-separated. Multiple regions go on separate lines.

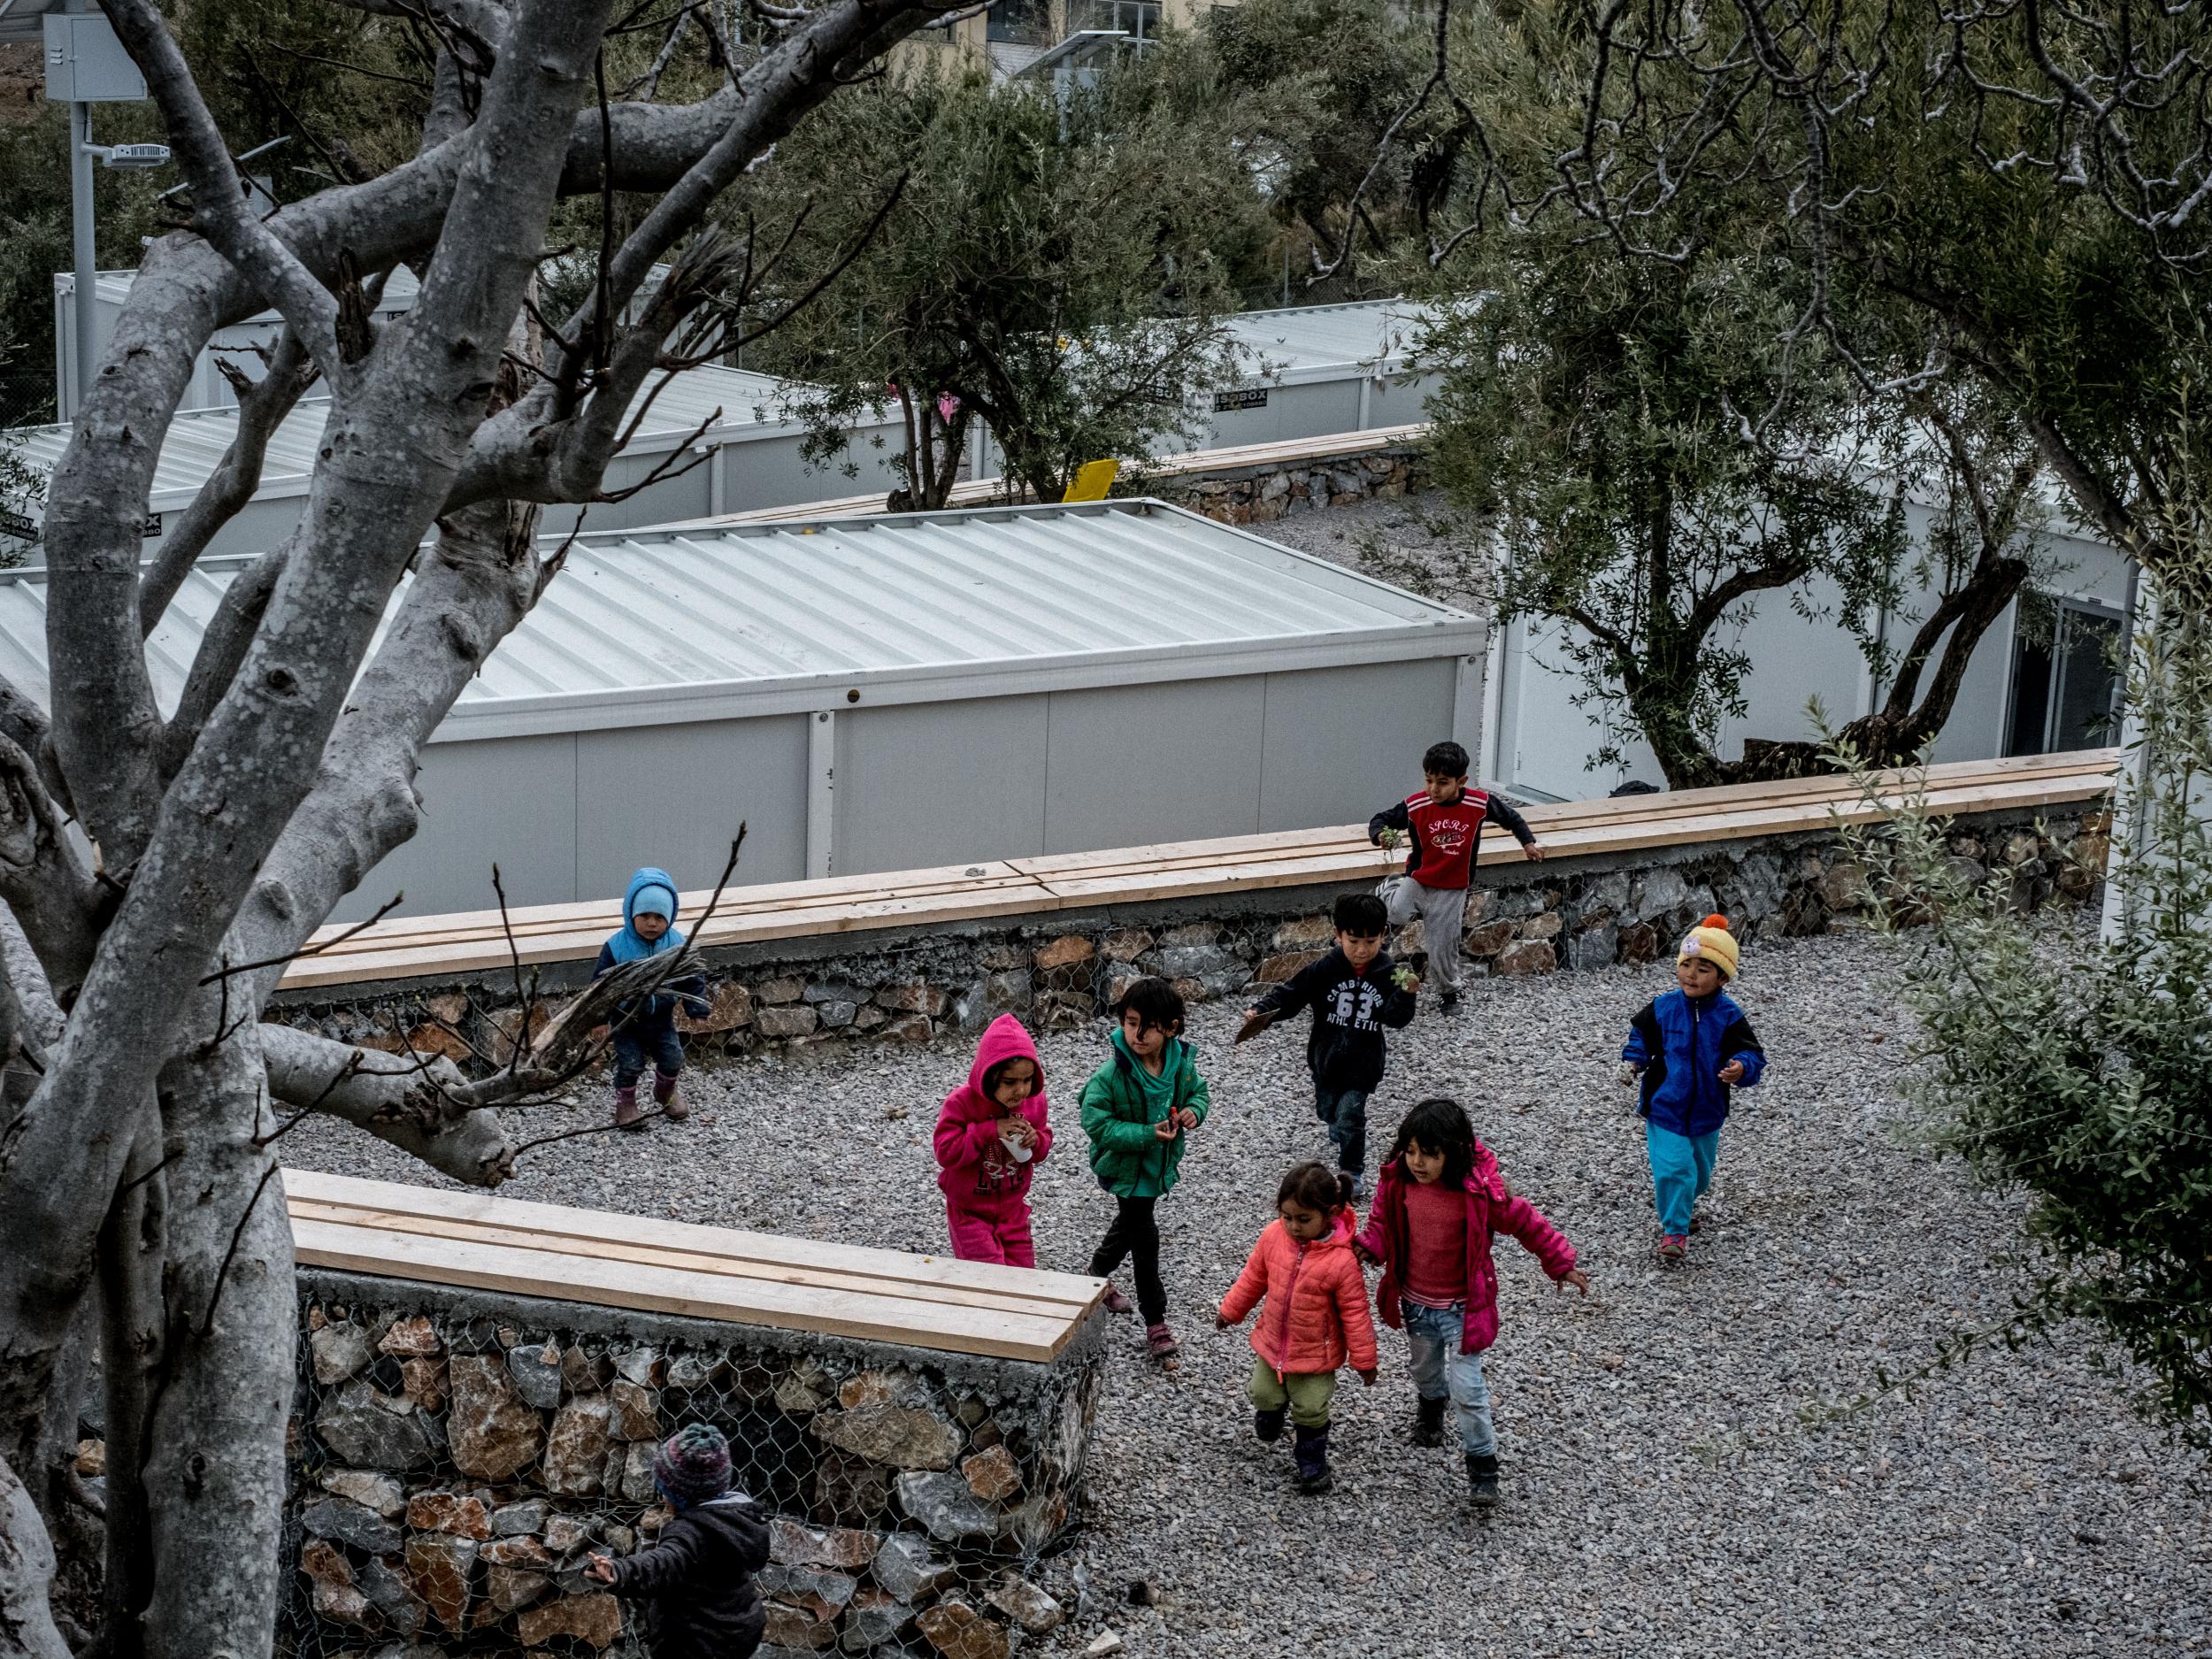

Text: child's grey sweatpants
xmin=1379 ymin=874 xmax=1468 ymax=993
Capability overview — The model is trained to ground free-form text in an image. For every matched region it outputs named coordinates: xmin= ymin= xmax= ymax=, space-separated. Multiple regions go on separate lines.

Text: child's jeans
xmin=612 ymin=1010 xmax=685 ymax=1090
xmin=946 ymin=1204 xmax=1036 ymax=1269
xmin=1247 ymin=1359 xmax=1336 ymax=1429
xmin=1646 ymin=1120 xmax=1721 ymax=1234
xmin=1088 ymin=1194 xmax=1166 ymax=1325
xmin=1314 ymin=1085 xmax=1370 ymax=1176
xmin=1402 ymin=1301 xmax=1494 ymax=1455
xmin=1379 ymin=875 xmax=1468 ymax=993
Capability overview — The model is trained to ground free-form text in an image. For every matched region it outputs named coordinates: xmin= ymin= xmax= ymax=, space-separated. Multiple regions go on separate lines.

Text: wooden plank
xmin=291 ymin=1218 xmax=1082 ymax=1363
xmin=282 ymin=1169 xmax=1101 ymax=1310
xmin=289 ymin=1201 xmax=1076 ymax=1323
xmin=280 ymin=754 xmax=2116 ymax=989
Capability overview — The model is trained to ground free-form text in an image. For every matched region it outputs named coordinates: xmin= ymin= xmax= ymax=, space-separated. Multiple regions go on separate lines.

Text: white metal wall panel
xmin=1041 ymin=675 xmax=1267 ymax=851
xmin=574 ymin=715 xmax=810 ymax=896
xmin=329 ymin=733 xmax=579 ymax=921
xmin=1256 ymin=660 xmax=1458 ymax=832
xmin=833 ymin=695 xmax=1050 ymax=873
xmin=1202 ymin=381 xmax=1363 ymax=449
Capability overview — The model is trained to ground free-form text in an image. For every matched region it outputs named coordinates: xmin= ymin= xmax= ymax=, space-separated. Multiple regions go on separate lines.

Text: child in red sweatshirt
xmin=933 ymin=1015 xmax=1052 ymax=1267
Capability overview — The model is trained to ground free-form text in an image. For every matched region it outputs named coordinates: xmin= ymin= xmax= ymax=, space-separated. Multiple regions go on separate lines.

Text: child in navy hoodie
xmin=594 ymin=867 xmax=708 ymax=1130
xmin=1240 ymin=892 xmax=1417 ymax=1202
xmin=1622 ymin=914 xmax=1768 ymax=1262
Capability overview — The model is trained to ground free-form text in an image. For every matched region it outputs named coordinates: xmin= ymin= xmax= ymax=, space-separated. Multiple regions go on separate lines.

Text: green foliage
xmin=1202 ymin=0 xmax=1436 ymax=292
xmin=1420 ymin=230 xmax=1908 ymax=787
xmin=1834 ymin=452 xmax=2212 ymax=1445
xmin=730 ymin=60 xmax=1266 ymax=506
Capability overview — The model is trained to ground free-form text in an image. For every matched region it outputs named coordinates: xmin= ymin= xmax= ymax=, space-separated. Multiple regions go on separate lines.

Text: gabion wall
xmin=287 ymin=1273 xmax=1102 ymax=1659
xmin=275 ymin=805 xmax=2108 ymax=1068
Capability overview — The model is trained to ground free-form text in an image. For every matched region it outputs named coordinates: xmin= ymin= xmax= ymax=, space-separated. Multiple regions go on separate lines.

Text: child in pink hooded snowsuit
xmin=934 ymin=1015 xmax=1053 ymax=1267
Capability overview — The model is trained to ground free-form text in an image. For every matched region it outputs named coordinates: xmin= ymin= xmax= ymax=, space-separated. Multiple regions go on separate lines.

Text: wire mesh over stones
xmin=282 ymin=1286 xmax=1096 ymax=1658
xmin=280 ymin=809 xmax=2108 ymax=1079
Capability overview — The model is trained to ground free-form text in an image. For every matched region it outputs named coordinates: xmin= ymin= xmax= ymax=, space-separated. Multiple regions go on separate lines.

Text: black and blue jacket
xmin=1254 ymin=946 xmax=1418 ymax=1093
xmin=1622 ymin=987 xmax=1767 ymax=1138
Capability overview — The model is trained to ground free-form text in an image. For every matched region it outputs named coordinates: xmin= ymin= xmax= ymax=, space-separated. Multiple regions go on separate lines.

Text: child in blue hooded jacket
xmin=595 ymin=867 xmax=709 ymax=1130
xmin=1621 ymin=914 xmax=1767 ymax=1263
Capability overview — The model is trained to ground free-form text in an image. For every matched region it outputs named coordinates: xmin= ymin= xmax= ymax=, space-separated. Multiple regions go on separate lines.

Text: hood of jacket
xmin=610 ymin=866 xmax=686 ymax=964
xmin=947 ymin=1014 xmax=1044 ymax=1122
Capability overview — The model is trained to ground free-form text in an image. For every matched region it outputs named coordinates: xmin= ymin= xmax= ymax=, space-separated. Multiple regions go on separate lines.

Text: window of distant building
xmin=2003 ymin=591 xmax=2124 ymax=756
xmin=1076 ymin=0 xmax=1164 ymax=47
xmin=987 ymin=0 xmax=1053 ymax=42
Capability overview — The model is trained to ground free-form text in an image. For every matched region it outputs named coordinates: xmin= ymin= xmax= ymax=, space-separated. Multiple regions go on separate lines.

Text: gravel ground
xmin=286 ymin=922 xmax=2212 ymax=1658
xmin=1248 ymin=490 xmax=1486 ymax=611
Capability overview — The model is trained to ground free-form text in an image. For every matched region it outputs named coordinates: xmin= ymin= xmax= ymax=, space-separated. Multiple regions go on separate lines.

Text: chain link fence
xmin=286 ymin=1280 xmax=1100 ymax=1659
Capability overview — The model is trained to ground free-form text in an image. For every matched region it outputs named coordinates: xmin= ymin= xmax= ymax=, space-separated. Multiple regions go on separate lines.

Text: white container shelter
xmin=5 ymin=364 xmax=907 ymax=561
xmin=52 ymin=265 xmax=426 ymax=418
xmin=1482 ymin=503 xmax=2134 ymax=801
xmin=1203 ymin=300 xmax=1442 ymax=447
xmin=0 ymin=499 xmax=1482 ymax=921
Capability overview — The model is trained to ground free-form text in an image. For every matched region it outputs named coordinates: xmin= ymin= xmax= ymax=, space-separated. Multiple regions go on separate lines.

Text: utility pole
xmin=42 ymin=1 xmax=166 ymax=420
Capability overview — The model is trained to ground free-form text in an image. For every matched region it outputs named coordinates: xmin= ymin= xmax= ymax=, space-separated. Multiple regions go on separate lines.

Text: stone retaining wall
xmin=287 ymin=1273 xmax=1102 ymax=1659
xmin=1146 ymin=440 xmax=1426 ymax=526
xmin=275 ymin=804 xmax=2108 ymax=1067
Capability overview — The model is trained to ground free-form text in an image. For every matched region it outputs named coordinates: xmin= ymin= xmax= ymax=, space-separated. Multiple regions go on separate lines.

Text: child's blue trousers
xmin=1645 ymin=1120 xmax=1720 ymax=1235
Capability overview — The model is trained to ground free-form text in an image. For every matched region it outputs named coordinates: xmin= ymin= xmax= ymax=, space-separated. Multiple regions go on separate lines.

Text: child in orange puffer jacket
xmin=1217 ymin=1162 xmax=1379 ymax=1495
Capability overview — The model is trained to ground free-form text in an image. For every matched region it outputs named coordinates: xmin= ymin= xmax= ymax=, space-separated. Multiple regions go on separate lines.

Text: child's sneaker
xmin=1342 ymin=1169 xmax=1366 ymax=1204
xmin=1439 ymin=988 xmax=1461 ymax=1011
xmin=1253 ymin=1406 xmax=1286 ymax=1444
xmin=1100 ymin=1283 xmax=1134 ymax=1316
xmin=1465 ymin=1451 xmax=1501 ymax=1509
xmin=1144 ymin=1323 xmax=1180 ymax=1365
xmin=1411 ymin=1394 xmax=1448 ymax=1448
xmin=1655 ymin=1233 xmax=1689 ymax=1263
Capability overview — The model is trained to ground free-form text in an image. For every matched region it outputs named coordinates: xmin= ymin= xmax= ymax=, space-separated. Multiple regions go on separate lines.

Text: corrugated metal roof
xmin=1226 ymin=300 xmax=1444 ymax=385
xmin=0 ymin=500 xmax=1479 ymax=741
xmin=72 ymin=265 xmax=424 ymax=324
xmin=6 ymin=365 xmax=816 ymax=511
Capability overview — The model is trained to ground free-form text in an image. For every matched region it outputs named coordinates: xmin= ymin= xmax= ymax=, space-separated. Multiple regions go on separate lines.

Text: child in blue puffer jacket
xmin=1621 ymin=914 xmax=1766 ymax=1263
xmin=595 ymin=867 xmax=709 ymax=1131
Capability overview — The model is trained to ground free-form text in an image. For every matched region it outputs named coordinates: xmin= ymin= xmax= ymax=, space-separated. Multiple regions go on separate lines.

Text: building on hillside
xmin=4 ymin=365 xmax=907 ymax=561
xmin=0 ymin=499 xmax=1482 ymax=919
xmin=903 ymin=0 xmax=1211 ymax=81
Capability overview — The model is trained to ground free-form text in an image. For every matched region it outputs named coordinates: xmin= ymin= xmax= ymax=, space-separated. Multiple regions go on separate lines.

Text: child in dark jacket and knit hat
xmin=587 ymin=1424 xmax=769 ymax=1659
xmin=1622 ymin=913 xmax=1768 ymax=1263
xmin=594 ymin=866 xmax=708 ymax=1131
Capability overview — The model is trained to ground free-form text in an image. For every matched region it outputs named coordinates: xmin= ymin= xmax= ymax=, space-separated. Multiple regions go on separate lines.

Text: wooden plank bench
xmin=283 ymin=749 xmax=2116 ymax=992
xmin=284 ymin=1169 xmax=1103 ymax=1363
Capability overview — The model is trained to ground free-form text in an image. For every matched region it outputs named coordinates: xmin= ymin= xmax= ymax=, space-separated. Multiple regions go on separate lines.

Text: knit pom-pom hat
xmin=1677 ymin=913 xmax=1740 ymax=980
xmin=653 ymin=1423 xmax=733 ymax=1506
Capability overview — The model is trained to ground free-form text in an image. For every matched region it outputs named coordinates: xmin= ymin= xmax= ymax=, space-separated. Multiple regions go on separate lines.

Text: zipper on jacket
xmin=1273 ymin=1238 xmax=1308 ymax=1381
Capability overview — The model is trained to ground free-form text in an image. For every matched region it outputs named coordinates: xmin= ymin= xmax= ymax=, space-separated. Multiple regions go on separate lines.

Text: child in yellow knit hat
xmin=1620 ymin=914 xmax=1766 ymax=1262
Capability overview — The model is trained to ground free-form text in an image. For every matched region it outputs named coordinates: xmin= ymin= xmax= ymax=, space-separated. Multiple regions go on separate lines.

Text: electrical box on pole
xmin=41 ymin=12 xmax=145 ymax=103
xmin=42 ymin=7 xmax=155 ymax=420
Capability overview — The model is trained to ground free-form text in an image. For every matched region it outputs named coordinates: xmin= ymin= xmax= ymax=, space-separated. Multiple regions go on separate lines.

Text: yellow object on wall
xmin=1062 ymin=459 xmax=1120 ymax=503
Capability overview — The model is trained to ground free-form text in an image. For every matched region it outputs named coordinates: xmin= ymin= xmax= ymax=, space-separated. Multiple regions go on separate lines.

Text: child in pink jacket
xmin=934 ymin=1015 xmax=1052 ymax=1267
xmin=1217 ymin=1162 xmax=1379 ymax=1495
xmin=1355 ymin=1097 xmax=1588 ymax=1509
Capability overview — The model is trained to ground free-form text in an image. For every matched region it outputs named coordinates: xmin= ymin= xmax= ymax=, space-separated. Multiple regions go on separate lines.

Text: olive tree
xmin=0 ymin=0 xmax=959 ymax=1652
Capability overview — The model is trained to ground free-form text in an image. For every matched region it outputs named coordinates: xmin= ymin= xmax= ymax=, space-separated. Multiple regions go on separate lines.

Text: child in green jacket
xmin=1080 ymin=977 xmax=1212 ymax=1365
